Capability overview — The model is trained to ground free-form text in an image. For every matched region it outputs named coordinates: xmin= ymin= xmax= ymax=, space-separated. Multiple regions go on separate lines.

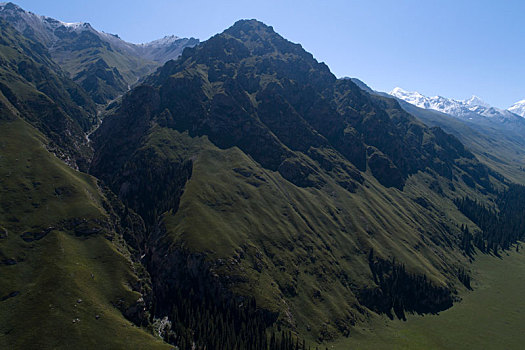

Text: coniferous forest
xmin=358 ymin=250 xmax=453 ymax=321
xmin=454 ymin=184 xmax=525 ymax=255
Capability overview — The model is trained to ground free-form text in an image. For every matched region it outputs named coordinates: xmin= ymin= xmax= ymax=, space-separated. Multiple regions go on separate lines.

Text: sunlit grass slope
xmin=148 ymin=126 xmax=486 ymax=341
xmin=0 ymin=116 xmax=169 ymax=349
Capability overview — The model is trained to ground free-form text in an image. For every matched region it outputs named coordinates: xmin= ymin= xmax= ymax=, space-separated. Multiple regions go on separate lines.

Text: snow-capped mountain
xmin=0 ymin=2 xmax=109 ymax=46
xmin=0 ymin=2 xmax=198 ymax=63
xmin=0 ymin=2 xmax=199 ymax=103
xmin=140 ymin=35 xmax=182 ymax=48
xmin=390 ymin=87 xmax=523 ymax=124
xmin=136 ymin=35 xmax=199 ymax=63
xmin=509 ymin=100 xmax=525 ymax=117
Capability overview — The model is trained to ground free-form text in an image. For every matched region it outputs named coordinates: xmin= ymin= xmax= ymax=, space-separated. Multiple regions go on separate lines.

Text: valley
xmin=339 ymin=248 xmax=525 ymax=349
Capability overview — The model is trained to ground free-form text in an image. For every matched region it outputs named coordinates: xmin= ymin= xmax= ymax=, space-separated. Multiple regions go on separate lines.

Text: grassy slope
xmin=0 ymin=116 xmax=169 ymax=349
xmin=335 ymin=247 xmax=525 ymax=350
xmin=146 ymin=125 xmax=484 ymax=340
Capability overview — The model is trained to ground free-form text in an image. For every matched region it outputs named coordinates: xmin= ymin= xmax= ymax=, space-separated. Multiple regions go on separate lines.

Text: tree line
xmin=358 ymin=249 xmax=453 ymax=321
xmin=454 ymin=184 xmax=525 ymax=255
xmin=153 ymin=284 xmax=313 ymax=350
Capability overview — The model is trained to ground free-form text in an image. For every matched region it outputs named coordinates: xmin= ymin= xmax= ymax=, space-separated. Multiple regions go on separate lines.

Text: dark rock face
xmin=20 ymin=227 xmax=54 ymax=242
xmin=367 ymin=150 xmax=404 ymax=189
xmin=278 ymin=157 xmax=324 ymax=188
xmin=132 ymin=20 xmax=478 ymax=191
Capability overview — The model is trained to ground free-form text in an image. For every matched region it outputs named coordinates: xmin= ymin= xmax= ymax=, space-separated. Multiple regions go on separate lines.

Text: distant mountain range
xmin=390 ymin=87 xmax=525 ymax=124
xmin=0 ymin=1 xmax=198 ymax=103
xmin=361 ymin=83 xmax=525 ymax=185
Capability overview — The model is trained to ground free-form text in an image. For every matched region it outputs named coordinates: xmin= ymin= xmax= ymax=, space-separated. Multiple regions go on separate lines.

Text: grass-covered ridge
xmin=0 ymin=115 xmax=169 ymax=348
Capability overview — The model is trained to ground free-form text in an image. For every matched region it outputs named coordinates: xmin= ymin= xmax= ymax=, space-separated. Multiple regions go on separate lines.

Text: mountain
xmin=0 ymin=2 xmax=198 ymax=103
xmin=509 ymin=99 xmax=525 ymax=117
xmin=90 ymin=19 xmax=509 ymax=346
xmin=395 ymin=99 xmax=525 ymax=184
xmin=3 ymin=6 xmax=525 ymax=348
xmin=0 ymin=18 xmax=97 ymax=170
xmin=377 ymin=86 xmax=525 ymax=185
xmin=390 ymin=87 xmax=525 ymax=122
xmin=136 ymin=35 xmax=200 ymax=64
xmin=0 ymin=112 xmax=171 ymax=349
xmin=0 ymin=10 xmax=187 ymax=347
xmin=390 ymin=87 xmax=524 ymax=125
xmin=0 ymin=22 xmax=170 ymax=347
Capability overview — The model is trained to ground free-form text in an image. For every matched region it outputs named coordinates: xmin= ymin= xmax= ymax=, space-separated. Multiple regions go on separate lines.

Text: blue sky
xmin=11 ymin=0 xmax=525 ymax=108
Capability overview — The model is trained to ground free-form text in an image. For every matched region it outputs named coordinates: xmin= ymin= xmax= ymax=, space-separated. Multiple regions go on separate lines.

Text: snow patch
xmin=508 ymin=99 xmax=525 ymax=117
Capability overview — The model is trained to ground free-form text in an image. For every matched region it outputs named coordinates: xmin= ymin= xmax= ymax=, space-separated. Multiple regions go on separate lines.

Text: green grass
xmin=150 ymin=126 xmax=479 ymax=341
xmin=0 ymin=117 xmax=170 ymax=349
xmin=333 ymin=247 xmax=525 ymax=349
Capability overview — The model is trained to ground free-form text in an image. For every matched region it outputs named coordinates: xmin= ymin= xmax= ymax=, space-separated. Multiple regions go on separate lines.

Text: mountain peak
xmin=222 ymin=19 xmax=279 ymax=44
xmin=140 ymin=34 xmax=182 ymax=48
xmin=464 ymin=95 xmax=489 ymax=108
xmin=152 ymin=18 xmax=334 ymax=91
xmin=390 ymin=87 xmax=427 ymax=101
xmin=227 ymin=19 xmax=275 ymax=34
xmin=508 ymin=99 xmax=525 ymax=117
xmin=0 ymin=2 xmax=21 ymax=10
xmin=391 ymin=88 xmax=524 ymax=123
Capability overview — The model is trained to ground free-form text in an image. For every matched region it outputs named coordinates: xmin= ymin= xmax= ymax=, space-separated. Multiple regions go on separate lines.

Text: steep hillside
xmin=91 ymin=19 xmax=504 ymax=346
xmin=0 ymin=108 xmax=169 ymax=348
xmin=0 ymin=19 xmax=96 ymax=170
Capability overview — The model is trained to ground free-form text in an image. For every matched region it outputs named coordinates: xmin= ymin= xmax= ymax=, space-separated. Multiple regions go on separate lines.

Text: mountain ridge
xmin=353 ymin=82 xmax=525 ymax=185
xmin=90 ymin=19 xmax=504 ymax=345
xmin=509 ymin=99 xmax=525 ymax=117
xmin=0 ymin=2 xmax=199 ymax=103
xmin=390 ymin=87 xmax=525 ymax=125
